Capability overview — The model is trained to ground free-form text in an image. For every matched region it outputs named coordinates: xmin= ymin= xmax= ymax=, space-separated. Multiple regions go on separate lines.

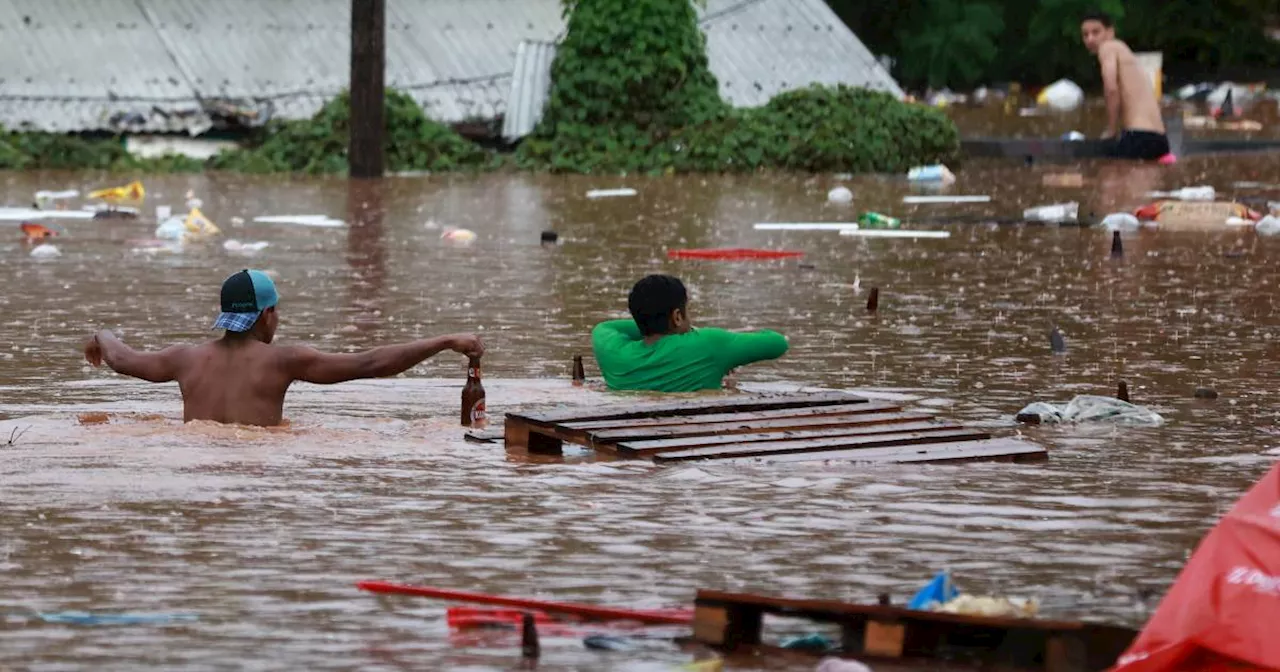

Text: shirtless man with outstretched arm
xmin=83 ymin=269 xmax=484 ymax=427
xmin=1081 ymin=10 xmax=1169 ymax=161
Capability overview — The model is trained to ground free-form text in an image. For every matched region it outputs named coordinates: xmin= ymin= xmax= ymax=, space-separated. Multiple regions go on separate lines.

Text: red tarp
xmin=1111 ymin=462 xmax=1280 ymax=672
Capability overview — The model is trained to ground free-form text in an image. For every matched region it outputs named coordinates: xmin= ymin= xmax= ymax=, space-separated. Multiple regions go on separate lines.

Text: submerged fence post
xmin=349 ymin=0 xmax=386 ymax=178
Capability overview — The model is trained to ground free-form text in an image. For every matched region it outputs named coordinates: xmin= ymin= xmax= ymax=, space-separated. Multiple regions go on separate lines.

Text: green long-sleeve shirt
xmin=590 ymin=319 xmax=789 ymax=392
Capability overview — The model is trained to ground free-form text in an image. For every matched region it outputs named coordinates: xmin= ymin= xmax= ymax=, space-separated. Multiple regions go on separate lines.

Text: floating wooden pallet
xmin=503 ymin=392 xmax=1046 ymax=464
xmin=693 ymin=590 xmax=1137 ymax=672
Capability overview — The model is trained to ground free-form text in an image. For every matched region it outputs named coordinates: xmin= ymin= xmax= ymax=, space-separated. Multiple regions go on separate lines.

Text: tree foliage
xmin=828 ymin=0 xmax=1280 ymax=90
xmin=897 ymin=0 xmax=1005 ymax=90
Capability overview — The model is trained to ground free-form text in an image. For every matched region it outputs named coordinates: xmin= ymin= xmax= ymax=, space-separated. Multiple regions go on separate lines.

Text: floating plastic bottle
xmin=907 ymin=164 xmax=956 ymax=184
xmin=857 ymin=212 xmax=900 ymax=229
xmin=1023 ymin=202 xmax=1079 ymax=223
xmin=1148 ymin=186 xmax=1215 ymax=201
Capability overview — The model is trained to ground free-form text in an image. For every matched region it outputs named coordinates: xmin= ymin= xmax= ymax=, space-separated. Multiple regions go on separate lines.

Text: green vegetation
xmin=826 ymin=0 xmax=1280 ymax=90
xmin=0 ymin=129 xmax=204 ymax=172
xmin=518 ymin=0 xmax=957 ymax=173
xmin=211 ymin=90 xmax=496 ymax=174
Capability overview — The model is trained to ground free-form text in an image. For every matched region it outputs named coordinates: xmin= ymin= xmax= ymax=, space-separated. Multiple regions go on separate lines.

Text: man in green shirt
xmin=591 ymin=275 xmax=789 ymax=392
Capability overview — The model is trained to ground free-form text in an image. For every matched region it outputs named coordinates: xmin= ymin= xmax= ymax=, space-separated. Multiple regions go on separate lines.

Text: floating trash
xmin=20 ymin=222 xmax=59 ymax=243
xmin=902 ymin=195 xmax=991 ymax=204
xmin=839 ymin=229 xmax=951 ymax=239
xmin=826 ymin=186 xmax=854 ymax=204
xmin=1101 ymin=213 xmax=1141 ymax=232
xmin=1038 ymin=79 xmax=1084 ymax=111
xmin=29 ymin=243 xmax=61 ymax=258
xmin=907 ymin=164 xmax=956 ymax=184
xmin=88 ymin=180 xmax=145 ymax=204
xmin=253 ymin=215 xmax=345 ymax=228
xmin=29 ymin=610 xmax=198 ymax=626
xmin=1016 ymin=395 xmax=1165 ymax=426
xmin=223 ymin=240 xmax=270 ymax=254
xmin=585 ymin=188 xmax=637 ymax=199
xmin=1147 ymin=186 xmax=1215 ymax=201
xmin=441 ymin=227 xmax=478 ymax=245
xmin=0 ymin=207 xmax=94 ymax=221
xmin=1256 ymin=215 xmax=1280 ymax=236
xmin=815 ymin=658 xmax=873 ymax=672
xmin=1023 ymin=202 xmax=1079 ymax=223
xmin=754 ymin=222 xmax=858 ymax=231
xmin=34 ymin=189 xmax=78 ymax=204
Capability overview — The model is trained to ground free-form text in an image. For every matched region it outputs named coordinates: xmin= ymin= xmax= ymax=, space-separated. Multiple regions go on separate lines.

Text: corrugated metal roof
xmin=502 ymin=41 xmax=557 ymax=142
xmin=0 ymin=0 xmax=900 ymax=136
xmin=702 ymin=0 xmax=905 ymax=105
xmin=501 ymin=0 xmax=904 ymax=140
xmin=0 ymin=0 xmax=207 ymax=133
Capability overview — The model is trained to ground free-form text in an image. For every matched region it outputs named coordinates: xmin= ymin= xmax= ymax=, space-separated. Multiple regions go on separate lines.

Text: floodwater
xmin=2 ymin=154 xmax=1280 ymax=671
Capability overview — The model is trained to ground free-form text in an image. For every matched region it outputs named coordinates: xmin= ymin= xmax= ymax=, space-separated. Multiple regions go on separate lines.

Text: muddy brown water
xmin=2 ymin=155 xmax=1280 ymax=670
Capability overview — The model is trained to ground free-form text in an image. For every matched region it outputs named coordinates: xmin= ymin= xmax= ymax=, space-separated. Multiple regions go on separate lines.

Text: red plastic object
xmin=356 ymin=581 xmax=693 ymax=625
xmin=1110 ymin=462 xmax=1280 ymax=671
xmin=667 ymin=248 xmax=805 ymax=261
xmin=447 ymin=607 xmax=559 ymax=628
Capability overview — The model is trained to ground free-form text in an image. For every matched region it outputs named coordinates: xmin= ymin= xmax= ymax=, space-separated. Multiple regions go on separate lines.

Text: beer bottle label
xmin=468 ymin=366 xmax=480 ymax=379
xmin=470 ymin=399 xmax=487 ymax=424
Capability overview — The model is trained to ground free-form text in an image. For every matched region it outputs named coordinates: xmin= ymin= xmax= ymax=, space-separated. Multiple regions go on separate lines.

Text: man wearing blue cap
xmin=83 ymin=269 xmax=484 ymax=427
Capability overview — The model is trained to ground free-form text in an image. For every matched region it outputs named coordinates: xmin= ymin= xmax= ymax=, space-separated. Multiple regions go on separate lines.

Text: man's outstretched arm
xmin=284 ymin=334 xmax=484 ymax=385
xmin=84 ymin=330 xmax=187 ymax=383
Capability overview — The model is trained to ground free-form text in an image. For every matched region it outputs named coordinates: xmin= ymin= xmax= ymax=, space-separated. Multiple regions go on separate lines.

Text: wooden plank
xmin=704 ymin=438 xmax=1047 ymax=465
xmin=695 ymin=590 xmax=1085 ymax=633
xmin=589 ymin=405 xmax=909 ymax=444
xmin=692 ymin=605 xmax=731 ymax=646
xmin=616 ymin=418 xmax=957 ymax=456
xmin=504 ymin=418 xmax=532 ymax=453
xmin=509 ymin=391 xmax=865 ymax=426
xmin=650 ymin=429 xmax=990 ymax=462
xmin=865 ymin=620 xmax=906 ymax=658
xmin=562 ymin=402 xmax=895 ymax=431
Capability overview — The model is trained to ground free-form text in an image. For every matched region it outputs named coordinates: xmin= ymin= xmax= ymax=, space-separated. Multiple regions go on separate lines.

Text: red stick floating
xmin=356 ymin=581 xmax=693 ymax=625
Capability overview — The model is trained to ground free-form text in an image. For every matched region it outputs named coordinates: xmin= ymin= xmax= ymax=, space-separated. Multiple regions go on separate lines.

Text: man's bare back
xmin=1097 ymin=39 xmax=1163 ymax=135
xmin=1081 ymin=11 xmax=1169 ymax=161
xmin=84 ymin=269 xmax=483 ymax=427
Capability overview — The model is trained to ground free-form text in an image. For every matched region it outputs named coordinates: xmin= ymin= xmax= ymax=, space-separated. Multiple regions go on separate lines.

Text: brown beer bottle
xmin=572 ymin=355 xmax=585 ymax=386
xmin=461 ymin=356 xmax=486 ymax=427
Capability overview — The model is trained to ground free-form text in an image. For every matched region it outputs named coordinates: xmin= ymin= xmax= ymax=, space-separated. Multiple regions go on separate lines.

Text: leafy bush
xmin=212 ymin=90 xmax=494 ymax=174
xmin=0 ymin=128 xmax=205 ymax=172
xmin=518 ymin=0 xmax=728 ymax=173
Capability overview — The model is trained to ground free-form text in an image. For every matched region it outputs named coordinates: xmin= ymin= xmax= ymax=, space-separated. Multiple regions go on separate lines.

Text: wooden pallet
xmin=503 ymin=392 xmax=1045 ymax=464
xmin=693 ymin=590 xmax=1137 ymax=672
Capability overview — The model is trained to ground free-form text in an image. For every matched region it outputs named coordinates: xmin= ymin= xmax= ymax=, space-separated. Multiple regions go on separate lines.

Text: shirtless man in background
xmin=1081 ymin=11 xmax=1169 ymax=161
xmin=84 ymin=269 xmax=484 ymax=427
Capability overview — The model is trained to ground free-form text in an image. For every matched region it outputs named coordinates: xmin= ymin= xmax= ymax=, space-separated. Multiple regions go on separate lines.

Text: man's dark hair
xmin=628 ymin=275 xmax=688 ymax=336
xmin=1082 ymin=10 xmax=1113 ymax=27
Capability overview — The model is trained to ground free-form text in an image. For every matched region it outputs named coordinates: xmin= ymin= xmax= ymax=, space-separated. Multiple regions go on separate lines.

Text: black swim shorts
xmin=1107 ymin=130 xmax=1171 ymax=161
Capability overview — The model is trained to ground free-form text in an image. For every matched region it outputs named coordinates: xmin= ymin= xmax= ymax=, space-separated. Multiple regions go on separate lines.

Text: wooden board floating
xmin=692 ymin=589 xmax=1137 ymax=671
xmin=504 ymin=392 xmax=1045 ymax=465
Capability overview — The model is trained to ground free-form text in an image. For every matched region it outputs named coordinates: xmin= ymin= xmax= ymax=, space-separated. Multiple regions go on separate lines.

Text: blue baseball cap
xmin=212 ymin=269 xmax=278 ymax=332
